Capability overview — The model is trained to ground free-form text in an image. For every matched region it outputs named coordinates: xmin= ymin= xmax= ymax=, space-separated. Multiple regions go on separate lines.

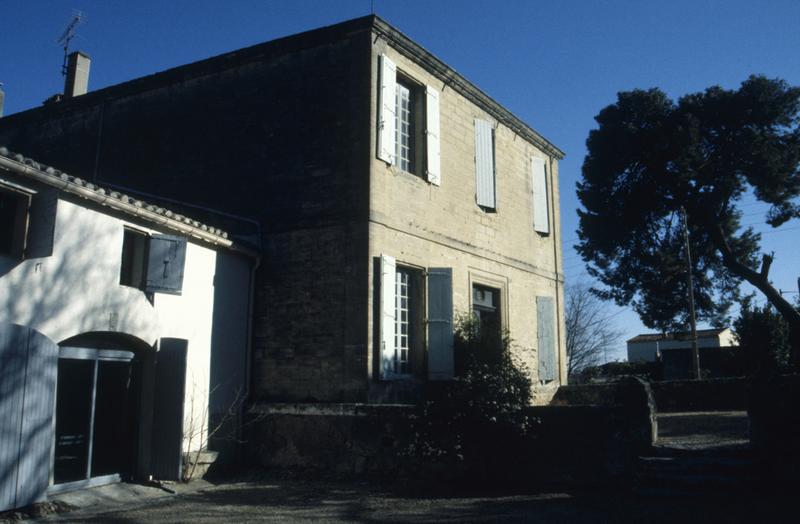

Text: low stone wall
xmin=556 ymin=377 xmax=749 ymax=413
xmin=749 ymin=374 xmax=800 ymax=483
xmin=245 ymin=399 xmax=654 ymax=486
xmin=650 ymin=377 xmax=748 ymax=412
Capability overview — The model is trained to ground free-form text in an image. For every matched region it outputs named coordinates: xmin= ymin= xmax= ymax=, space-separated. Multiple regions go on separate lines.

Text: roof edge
xmin=372 ymin=16 xmax=565 ymax=160
xmin=0 ymin=147 xmax=257 ymax=256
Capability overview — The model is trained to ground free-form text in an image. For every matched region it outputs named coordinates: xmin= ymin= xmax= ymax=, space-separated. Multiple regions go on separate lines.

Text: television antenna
xmin=57 ymin=11 xmax=86 ymax=77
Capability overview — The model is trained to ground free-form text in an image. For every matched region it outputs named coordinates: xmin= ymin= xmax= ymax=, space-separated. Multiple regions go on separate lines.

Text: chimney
xmin=64 ymin=51 xmax=91 ymax=98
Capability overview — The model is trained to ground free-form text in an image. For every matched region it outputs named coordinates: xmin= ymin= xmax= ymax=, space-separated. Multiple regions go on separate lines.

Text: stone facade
xmin=0 ymin=16 xmax=565 ymax=404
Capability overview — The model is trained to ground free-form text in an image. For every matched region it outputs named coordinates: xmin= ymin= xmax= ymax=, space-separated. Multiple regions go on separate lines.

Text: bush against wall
xmin=734 ymin=297 xmax=797 ymax=375
xmin=403 ymin=314 xmax=537 ymax=482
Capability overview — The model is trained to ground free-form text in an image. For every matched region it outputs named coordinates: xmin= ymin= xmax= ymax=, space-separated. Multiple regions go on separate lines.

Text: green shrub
xmin=403 ymin=314 xmax=536 ymax=481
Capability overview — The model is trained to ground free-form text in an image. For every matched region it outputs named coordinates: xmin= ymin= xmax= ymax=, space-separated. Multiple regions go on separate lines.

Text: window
xmin=392 ymin=266 xmax=416 ymax=375
xmin=120 ymin=229 xmax=187 ymax=295
xmin=120 ymin=228 xmax=148 ymax=289
xmin=394 ymin=79 xmax=418 ymax=174
xmin=377 ymin=54 xmax=441 ymax=185
xmin=472 ymin=284 xmax=502 ymax=343
xmin=379 ymin=255 xmax=454 ymax=380
xmin=474 ymin=119 xmax=496 ymax=211
xmin=0 ymin=186 xmax=30 ymax=258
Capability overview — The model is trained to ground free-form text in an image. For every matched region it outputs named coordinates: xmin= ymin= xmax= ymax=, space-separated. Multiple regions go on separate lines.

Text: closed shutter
xmin=0 ymin=324 xmax=57 ymax=512
xmin=425 ymin=86 xmax=441 ymax=186
xmin=146 ymin=234 xmax=187 ymax=295
xmin=25 ymin=188 xmax=58 ymax=259
xmin=427 ymin=268 xmax=453 ymax=380
xmin=150 ymin=338 xmax=188 ymax=481
xmin=537 ymin=296 xmax=557 ymax=381
xmin=379 ymin=254 xmax=396 ymax=379
xmin=474 ymin=119 xmax=495 ymax=208
xmin=16 ymin=328 xmax=57 ymax=506
xmin=377 ymin=54 xmax=397 ymax=165
xmin=532 ymin=157 xmax=550 ymax=234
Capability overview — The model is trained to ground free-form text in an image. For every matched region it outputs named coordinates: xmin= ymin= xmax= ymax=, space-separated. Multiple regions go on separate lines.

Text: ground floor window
xmin=390 ymin=266 xmax=422 ymax=376
xmin=472 ymin=284 xmax=502 ymax=342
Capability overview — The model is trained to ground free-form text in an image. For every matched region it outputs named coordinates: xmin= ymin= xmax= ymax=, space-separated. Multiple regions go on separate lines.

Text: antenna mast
xmin=57 ymin=11 xmax=85 ymax=77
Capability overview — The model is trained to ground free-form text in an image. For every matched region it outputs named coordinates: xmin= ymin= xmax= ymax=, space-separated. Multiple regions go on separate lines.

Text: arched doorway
xmin=50 ymin=332 xmax=151 ymax=493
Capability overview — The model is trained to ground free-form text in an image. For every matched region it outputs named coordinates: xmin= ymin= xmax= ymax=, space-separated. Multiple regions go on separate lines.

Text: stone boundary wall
xmin=556 ymin=377 xmax=748 ymax=413
xmin=245 ymin=401 xmax=653 ymax=486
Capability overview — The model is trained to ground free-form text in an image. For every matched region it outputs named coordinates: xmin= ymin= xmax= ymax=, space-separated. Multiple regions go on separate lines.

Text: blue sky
xmin=2 ymin=0 xmax=799 ymax=360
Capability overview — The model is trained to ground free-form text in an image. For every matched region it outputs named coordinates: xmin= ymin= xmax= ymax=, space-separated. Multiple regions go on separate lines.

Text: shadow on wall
xmin=0 ymin=202 xmax=158 ymax=344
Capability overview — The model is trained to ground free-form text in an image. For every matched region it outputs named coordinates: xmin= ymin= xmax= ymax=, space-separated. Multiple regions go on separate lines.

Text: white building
xmin=0 ymin=147 xmax=255 ymax=511
xmin=626 ymin=328 xmax=738 ymax=363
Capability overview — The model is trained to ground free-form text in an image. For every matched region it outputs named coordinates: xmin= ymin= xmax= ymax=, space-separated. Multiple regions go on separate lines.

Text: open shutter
xmin=532 ymin=157 xmax=550 ymax=234
xmin=150 ymin=338 xmax=188 ymax=481
xmin=474 ymin=119 xmax=495 ymax=208
xmin=427 ymin=268 xmax=453 ymax=380
xmin=380 ymin=254 xmax=396 ymax=379
xmin=145 ymin=234 xmax=187 ymax=295
xmin=537 ymin=296 xmax=557 ymax=381
xmin=425 ymin=86 xmax=441 ymax=186
xmin=377 ymin=54 xmax=397 ymax=165
xmin=24 ymin=188 xmax=58 ymax=259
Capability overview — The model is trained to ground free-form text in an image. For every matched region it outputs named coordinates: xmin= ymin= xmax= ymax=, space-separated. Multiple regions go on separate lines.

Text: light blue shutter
xmin=0 ymin=324 xmax=57 ymax=512
xmin=427 ymin=268 xmax=453 ymax=380
xmin=150 ymin=338 xmax=188 ymax=480
xmin=25 ymin=188 xmax=58 ymax=259
xmin=377 ymin=54 xmax=397 ymax=164
xmin=532 ymin=157 xmax=550 ymax=234
xmin=425 ymin=86 xmax=441 ymax=186
xmin=146 ymin=234 xmax=187 ymax=295
xmin=380 ymin=254 xmax=396 ymax=379
xmin=16 ymin=328 xmax=57 ymax=506
xmin=474 ymin=119 xmax=495 ymax=208
xmin=537 ymin=296 xmax=557 ymax=381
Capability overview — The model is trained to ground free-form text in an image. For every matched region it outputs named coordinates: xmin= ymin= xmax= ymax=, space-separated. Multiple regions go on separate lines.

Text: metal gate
xmin=0 ymin=323 xmax=58 ymax=512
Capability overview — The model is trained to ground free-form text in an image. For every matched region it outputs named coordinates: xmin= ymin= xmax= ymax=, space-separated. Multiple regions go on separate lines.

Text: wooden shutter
xmin=427 ymin=268 xmax=453 ymax=380
xmin=0 ymin=324 xmax=57 ymax=512
xmin=25 ymin=188 xmax=58 ymax=259
xmin=425 ymin=86 xmax=441 ymax=186
xmin=537 ymin=296 xmax=557 ymax=381
xmin=379 ymin=254 xmax=396 ymax=379
xmin=532 ymin=157 xmax=550 ymax=234
xmin=377 ymin=54 xmax=397 ymax=165
xmin=146 ymin=234 xmax=187 ymax=295
xmin=150 ymin=338 xmax=188 ymax=481
xmin=474 ymin=119 xmax=495 ymax=208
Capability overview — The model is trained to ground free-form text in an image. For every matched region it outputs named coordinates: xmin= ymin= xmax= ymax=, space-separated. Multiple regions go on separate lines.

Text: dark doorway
xmin=53 ymin=348 xmax=137 ymax=490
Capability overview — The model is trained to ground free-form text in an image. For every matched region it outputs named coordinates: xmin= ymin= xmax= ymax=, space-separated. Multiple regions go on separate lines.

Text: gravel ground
xmin=36 ymin=477 xmax=791 ymax=523
xmin=26 ymin=411 xmax=779 ymax=523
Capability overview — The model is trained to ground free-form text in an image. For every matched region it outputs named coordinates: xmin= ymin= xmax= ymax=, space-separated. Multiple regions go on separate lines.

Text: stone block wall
xmin=365 ymin=32 xmax=567 ymax=394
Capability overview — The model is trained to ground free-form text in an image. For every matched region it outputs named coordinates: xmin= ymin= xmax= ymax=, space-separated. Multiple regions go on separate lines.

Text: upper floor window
xmin=120 ymin=228 xmax=188 ymax=295
xmin=0 ymin=187 xmax=28 ymax=258
xmin=377 ymin=54 xmax=441 ymax=186
xmin=474 ymin=119 xmax=496 ymax=211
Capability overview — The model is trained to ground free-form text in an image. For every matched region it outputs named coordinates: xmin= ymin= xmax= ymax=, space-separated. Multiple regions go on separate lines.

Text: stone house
xmin=0 ymin=147 xmax=254 ymax=510
xmin=0 ymin=15 xmax=566 ymax=405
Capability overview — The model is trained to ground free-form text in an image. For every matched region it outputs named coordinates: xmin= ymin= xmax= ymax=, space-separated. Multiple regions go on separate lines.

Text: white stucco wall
xmin=0 ymin=196 xmax=248 ymax=453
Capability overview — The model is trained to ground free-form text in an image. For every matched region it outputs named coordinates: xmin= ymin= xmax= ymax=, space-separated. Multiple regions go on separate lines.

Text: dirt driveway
xmin=35 ymin=475 xmax=789 ymax=524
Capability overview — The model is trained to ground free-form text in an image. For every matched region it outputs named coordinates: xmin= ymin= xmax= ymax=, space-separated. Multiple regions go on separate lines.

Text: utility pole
xmin=681 ymin=207 xmax=701 ymax=380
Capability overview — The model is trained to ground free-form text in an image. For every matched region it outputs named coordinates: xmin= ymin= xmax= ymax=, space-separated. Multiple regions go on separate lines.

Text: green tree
xmin=734 ymin=297 xmax=795 ymax=374
xmin=576 ymin=75 xmax=800 ymax=359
